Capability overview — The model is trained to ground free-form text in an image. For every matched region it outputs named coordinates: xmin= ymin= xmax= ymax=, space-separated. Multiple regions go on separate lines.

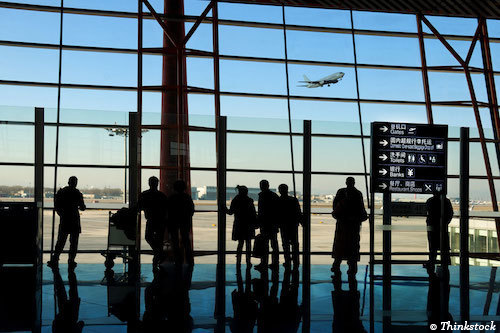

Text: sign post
xmin=371 ymin=121 xmax=448 ymax=329
xmin=371 ymin=122 xmax=448 ymax=195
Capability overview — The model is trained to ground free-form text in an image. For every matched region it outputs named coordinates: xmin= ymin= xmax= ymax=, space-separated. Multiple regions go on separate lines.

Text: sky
xmin=1 ymin=1 xmax=500 ymax=199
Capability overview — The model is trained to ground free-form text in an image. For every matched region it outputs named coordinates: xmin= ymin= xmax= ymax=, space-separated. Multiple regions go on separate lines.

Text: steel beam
xmin=183 ymin=1 xmax=214 ymax=45
xmin=141 ymin=0 xmax=177 ymax=48
xmin=460 ymin=127 xmax=470 ymax=323
xmin=302 ymin=119 xmax=312 ymax=333
xmin=34 ymin=107 xmax=44 ymax=333
xmin=215 ymin=115 xmax=227 ymax=320
xmin=282 ymin=4 xmax=297 ymax=196
xmin=417 ymin=13 xmax=433 ymax=124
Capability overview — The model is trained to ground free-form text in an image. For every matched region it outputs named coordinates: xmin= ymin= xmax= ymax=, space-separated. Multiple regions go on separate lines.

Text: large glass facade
xmin=0 ymin=1 xmax=499 ymax=267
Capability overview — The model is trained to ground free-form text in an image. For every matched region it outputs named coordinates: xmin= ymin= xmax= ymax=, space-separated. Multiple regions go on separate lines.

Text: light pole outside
xmin=105 ymin=125 xmax=148 ymax=204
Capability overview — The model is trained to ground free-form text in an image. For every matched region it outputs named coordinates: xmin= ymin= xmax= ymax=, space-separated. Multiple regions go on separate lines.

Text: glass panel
xmin=219 ymin=26 xmax=284 ymax=58
xmin=61 ymin=50 xmax=137 ymax=86
xmin=358 ymin=68 xmax=424 ymax=101
xmin=0 ymin=7 xmax=59 ymax=44
xmin=0 ymin=124 xmax=34 ymax=163
xmin=288 ymin=65 xmax=356 ymax=99
xmin=355 ymin=35 xmax=420 ymax=66
xmin=63 ymin=14 xmax=137 ymax=48
xmin=219 ymin=2 xmax=282 ymax=23
xmin=312 ymin=137 xmax=366 ymax=172
xmin=220 ymin=60 xmax=286 ymax=95
xmin=286 ymin=30 xmax=354 ymax=63
xmin=285 ymin=7 xmax=350 ymax=29
xmin=0 ymin=46 xmax=59 ymax=83
xmin=353 ymin=11 xmax=417 ymax=33
xmin=0 ymin=86 xmax=58 ymax=110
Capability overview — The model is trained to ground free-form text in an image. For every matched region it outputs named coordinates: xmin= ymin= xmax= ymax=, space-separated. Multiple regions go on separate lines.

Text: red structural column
xmin=160 ymin=0 xmax=191 ymax=195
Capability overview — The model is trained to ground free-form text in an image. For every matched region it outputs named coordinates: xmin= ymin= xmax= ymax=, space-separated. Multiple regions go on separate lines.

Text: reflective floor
xmin=0 ymin=263 xmax=499 ymax=332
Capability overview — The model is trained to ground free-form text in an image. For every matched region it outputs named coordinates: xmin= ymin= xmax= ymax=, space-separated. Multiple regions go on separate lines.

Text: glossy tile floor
xmin=1 ymin=262 xmax=499 ymax=332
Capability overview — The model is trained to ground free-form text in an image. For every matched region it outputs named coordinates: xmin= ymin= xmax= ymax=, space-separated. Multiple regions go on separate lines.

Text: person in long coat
xmin=331 ymin=177 xmax=367 ymax=282
xmin=277 ymin=184 xmax=302 ymax=269
xmin=227 ymin=185 xmax=257 ymax=267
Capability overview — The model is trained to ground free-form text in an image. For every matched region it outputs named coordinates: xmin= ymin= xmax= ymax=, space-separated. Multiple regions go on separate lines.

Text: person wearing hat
xmin=227 ymin=185 xmax=257 ymax=267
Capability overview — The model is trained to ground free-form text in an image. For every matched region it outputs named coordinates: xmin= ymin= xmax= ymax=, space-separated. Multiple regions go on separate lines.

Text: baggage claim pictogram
xmin=371 ymin=122 xmax=448 ymax=194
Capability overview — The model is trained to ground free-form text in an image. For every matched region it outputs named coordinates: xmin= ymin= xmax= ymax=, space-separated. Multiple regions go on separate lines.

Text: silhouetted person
xmin=138 ymin=176 xmax=168 ymax=272
xmin=277 ymin=184 xmax=302 ymax=269
xmin=331 ymin=177 xmax=367 ymax=283
xmin=331 ymin=289 xmax=366 ymax=333
xmin=255 ymin=180 xmax=280 ymax=272
xmin=48 ymin=176 xmax=86 ymax=270
xmin=52 ymin=268 xmax=84 ymax=333
xmin=167 ymin=180 xmax=195 ymax=266
xmin=227 ymin=185 xmax=257 ymax=267
xmin=425 ymin=191 xmax=453 ymax=272
xmin=230 ymin=266 xmax=257 ymax=332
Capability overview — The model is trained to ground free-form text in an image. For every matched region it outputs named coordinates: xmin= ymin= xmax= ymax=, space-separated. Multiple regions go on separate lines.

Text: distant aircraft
xmin=298 ymin=72 xmax=345 ymax=88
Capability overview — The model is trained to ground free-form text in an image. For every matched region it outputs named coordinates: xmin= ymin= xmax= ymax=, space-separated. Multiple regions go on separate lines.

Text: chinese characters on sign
xmin=371 ymin=122 xmax=448 ymax=194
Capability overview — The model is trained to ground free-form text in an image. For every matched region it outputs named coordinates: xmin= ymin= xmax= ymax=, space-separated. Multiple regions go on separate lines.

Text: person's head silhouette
xmin=346 ymin=177 xmax=355 ymax=188
xmin=260 ymin=179 xmax=270 ymax=191
xmin=278 ymin=184 xmax=288 ymax=197
xmin=68 ymin=176 xmax=78 ymax=188
xmin=236 ymin=185 xmax=248 ymax=196
xmin=173 ymin=180 xmax=187 ymax=193
xmin=149 ymin=176 xmax=159 ymax=190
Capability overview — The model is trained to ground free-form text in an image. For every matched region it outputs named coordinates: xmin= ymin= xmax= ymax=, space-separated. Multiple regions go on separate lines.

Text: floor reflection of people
xmin=143 ymin=263 xmax=194 ymax=332
xmin=254 ymin=266 xmax=279 ymax=332
xmin=278 ymin=268 xmax=301 ymax=332
xmin=51 ymin=268 xmax=84 ymax=333
xmin=427 ymin=269 xmax=452 ymax=327
xmin=331 ymin=288 xmax=366 ymax=333
xmin=230 ymin=266 xmax=257 ymax=332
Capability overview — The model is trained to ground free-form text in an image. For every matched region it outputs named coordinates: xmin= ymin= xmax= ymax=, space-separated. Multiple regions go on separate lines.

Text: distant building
xmin=196 ymin=186 xmax=276 ymax=201
xmin=191 ymin=187 xmax=198 ymax=200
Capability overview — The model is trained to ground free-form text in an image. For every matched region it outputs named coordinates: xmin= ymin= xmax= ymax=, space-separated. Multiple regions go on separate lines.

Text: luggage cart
xmin=101 ymin=210 xmax=136 ymax=283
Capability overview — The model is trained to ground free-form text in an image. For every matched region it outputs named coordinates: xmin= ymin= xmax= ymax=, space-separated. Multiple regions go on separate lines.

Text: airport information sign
xmin=371 ymin=122 xmax=448 ymax=194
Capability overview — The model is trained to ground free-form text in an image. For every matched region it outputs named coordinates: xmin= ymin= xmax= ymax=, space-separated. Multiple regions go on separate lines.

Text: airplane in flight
xmin=298 ymin=72 xmax=345 ymax=88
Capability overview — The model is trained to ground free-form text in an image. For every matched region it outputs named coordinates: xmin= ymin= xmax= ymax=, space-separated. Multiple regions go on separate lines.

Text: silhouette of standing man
xmin=138 ymin=176 xmax=168 ymax=272
xmin=167 ymin=180 xmax=195 ymax=266
xmin=425 ymin=190 xmax=453 ymax=272
xmin=48 ymin=176 xmax=86 ymax=270
xmin=331 ymin=177 xmax=367 ymax=283
xmin=227 ymin=185 xmax=257 ymax=267
xmin=255 ymin=180 xmax=279 ymax=271
xmin=277 ymin=184 xmax=302 ymax=269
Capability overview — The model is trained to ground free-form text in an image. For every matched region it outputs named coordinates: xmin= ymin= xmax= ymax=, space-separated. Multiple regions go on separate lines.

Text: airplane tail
xmin=303 ymin=74 xmax=310 ymax=82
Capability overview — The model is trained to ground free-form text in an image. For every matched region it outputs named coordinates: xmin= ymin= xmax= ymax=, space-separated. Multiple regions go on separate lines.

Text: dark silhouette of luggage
xmin=110 ymin=208 xmax=136 ymax=241
xmin=252 ymin=234 xmax=267 ymax=258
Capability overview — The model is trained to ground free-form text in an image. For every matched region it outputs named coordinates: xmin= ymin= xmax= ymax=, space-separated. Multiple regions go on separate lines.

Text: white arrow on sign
xmin=409 ymin=127 xmax=416 ymax=132
xmin=379 ymin=168 xmax=387 ymax=176
xmin=379 ymin=139 xmax=388 ymax=146
xmin=378 ymin=154 xmax=388 ymax=161
xmin=379 ymin=183 xmax=388 ymax=190
xmin=379 ymin=126 xmax=388 ymax=132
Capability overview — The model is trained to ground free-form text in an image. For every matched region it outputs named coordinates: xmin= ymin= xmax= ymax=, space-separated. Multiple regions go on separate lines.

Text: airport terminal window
xmin=0 ymin=1 xmax=499 ymax=265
